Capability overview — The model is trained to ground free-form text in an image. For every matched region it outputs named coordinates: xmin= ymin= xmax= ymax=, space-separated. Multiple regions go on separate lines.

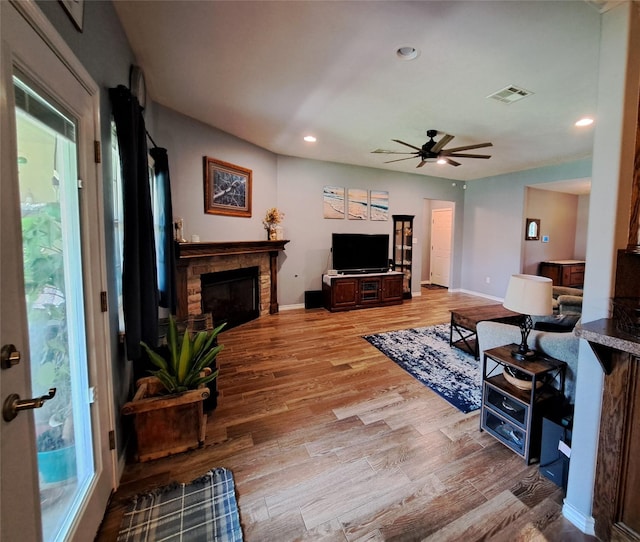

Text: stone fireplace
xmin=174 ymin=240 xmax=288 ymax=321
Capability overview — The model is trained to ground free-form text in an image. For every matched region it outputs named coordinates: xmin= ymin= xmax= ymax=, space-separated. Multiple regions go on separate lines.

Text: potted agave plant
xmin=122 ymin=315 xmax=225 ymax=462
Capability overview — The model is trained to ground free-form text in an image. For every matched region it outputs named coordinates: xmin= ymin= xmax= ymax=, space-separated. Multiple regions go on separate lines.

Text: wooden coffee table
xmin=449 ymin=304 xmax=524 ymax=359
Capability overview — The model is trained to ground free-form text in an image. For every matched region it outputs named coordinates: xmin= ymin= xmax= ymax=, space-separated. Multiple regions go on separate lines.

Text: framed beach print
xmin=348 ymin=188 xmax=368 ymax=220
xmin=369 ymin=190 xmax=389 ymax=221
xmin=323 ymin=186 xmax=345 ymax=219
xmin=203 ymin=157 xmax=252 ymax=217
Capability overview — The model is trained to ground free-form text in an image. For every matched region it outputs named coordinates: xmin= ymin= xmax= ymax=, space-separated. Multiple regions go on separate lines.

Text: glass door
xmin=1 ymin=3 xmax=114 ymax=540
xmin=15 ymin=75 xmax=95 ymax=540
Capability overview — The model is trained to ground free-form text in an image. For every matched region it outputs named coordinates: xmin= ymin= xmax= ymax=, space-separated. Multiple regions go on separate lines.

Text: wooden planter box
xmin=122 ymin=376 xmax=210 ymax=462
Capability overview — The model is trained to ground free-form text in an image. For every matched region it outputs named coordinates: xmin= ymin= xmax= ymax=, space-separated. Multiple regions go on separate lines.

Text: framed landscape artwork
xmin=370 ymin=190 xmax=389 ymax=221
xmin=323 ymin=186 xmax=345 ymax=219
xmin=348 ymin=188 xmax=368 ymax=220
xmin=203 ymin=157 xmax=252 ymax=217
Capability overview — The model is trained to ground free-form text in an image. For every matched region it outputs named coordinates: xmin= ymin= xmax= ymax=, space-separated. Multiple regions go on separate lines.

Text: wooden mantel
xmin=175 ymin=240 xmax=289 ymax=259
xmin=174 ymin=240 xmax=289 ymax=320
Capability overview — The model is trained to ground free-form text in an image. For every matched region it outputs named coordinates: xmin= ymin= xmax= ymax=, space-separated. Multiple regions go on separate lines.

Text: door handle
xmin=1 ymin=344 xmax=21 ymax=369
xmin=3 ymin=388 xmax=56 ymax=422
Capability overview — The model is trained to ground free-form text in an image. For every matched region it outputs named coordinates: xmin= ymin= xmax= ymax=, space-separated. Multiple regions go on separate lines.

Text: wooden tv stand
xmin=322 ymin=272 xmax=404 ymax=312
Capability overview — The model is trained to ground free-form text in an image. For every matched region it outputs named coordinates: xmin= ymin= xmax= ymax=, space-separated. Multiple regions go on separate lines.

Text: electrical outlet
xmin=485 ymin=276 xmax=491 ymax=284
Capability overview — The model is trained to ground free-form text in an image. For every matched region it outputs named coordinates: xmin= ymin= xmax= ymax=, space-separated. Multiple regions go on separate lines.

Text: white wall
xmin=151 ymin=105 xmax=279 ymax=243
xmin=151 ymin=100 xmax=593 ymax=308
xmin=574 ymin=194 xmax=590 ymax=259
xmin=564 ymin=2 xmax=640 ymax=533
xmin=147 ymin=108 xmax=468 ymax=306
xmin=522 ymin=188 xmax=580 ymax=276
xmin=276 ymin=156 xmax=465 ymax=305
xmin=460 ymin=160 xmax=592 ymax=299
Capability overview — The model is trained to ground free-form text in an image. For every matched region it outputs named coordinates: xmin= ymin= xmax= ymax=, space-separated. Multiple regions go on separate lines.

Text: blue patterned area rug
xmin=363 ymin=323 xmax=481 ymax=413
xmin=117 ymin=468 xmax=243 ymax=542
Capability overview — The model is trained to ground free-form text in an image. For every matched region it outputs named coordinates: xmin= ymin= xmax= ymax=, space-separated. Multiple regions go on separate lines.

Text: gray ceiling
xmin=114 ymin=0 xmax=604 ymax=182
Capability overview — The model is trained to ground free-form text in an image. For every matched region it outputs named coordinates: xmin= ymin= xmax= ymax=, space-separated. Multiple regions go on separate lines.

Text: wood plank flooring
xmin=95 ymin=289 xmax=596 ymax=541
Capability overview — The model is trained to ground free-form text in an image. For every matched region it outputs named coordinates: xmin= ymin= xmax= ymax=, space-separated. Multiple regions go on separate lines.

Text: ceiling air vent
xmin=487 ymin=85 xmax=533 ymax=104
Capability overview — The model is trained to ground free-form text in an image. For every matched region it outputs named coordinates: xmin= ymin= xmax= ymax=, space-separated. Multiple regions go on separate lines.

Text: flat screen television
xmin=332 ymin=233 xmax=390 ymax=274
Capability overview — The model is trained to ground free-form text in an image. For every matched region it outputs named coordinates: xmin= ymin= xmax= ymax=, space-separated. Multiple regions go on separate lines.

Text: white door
xmin=430 ymin=208 xmax=452 ymax=287
xmin=1 ymin=2 xmax=114 ymax=541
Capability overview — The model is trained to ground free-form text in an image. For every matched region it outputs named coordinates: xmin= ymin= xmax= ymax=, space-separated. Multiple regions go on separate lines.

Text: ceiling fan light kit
xmin=372 ymin=129 xmax=493 ymax=168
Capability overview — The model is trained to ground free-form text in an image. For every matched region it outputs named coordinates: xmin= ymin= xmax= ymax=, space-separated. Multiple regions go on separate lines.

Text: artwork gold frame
xmin=203 ymin=157 xmax=252 ymax=217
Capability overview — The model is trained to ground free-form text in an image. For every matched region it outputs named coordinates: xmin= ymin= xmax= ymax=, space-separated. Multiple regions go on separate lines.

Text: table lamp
xmin=502 ymin=274 xmax=553 ymax=361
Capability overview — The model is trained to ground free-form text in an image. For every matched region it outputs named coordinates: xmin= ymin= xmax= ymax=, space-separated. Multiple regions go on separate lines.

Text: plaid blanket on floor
xmin=117 ymin=468 xmax=243 ymax=542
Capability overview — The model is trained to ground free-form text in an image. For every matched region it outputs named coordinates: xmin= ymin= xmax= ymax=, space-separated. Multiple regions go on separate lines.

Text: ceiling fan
xmin=372 ymin=129 xmax=493 ymax=168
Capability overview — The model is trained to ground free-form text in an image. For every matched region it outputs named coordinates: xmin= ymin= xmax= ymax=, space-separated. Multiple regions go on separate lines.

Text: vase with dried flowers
xmin=263 ymin=207 xmax=285 ymax=240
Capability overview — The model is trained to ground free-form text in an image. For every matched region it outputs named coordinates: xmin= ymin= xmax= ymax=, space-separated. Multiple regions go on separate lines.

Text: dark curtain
xmin=109 ymin=85 xmax=158 ymax=360
xmin=149 ymin=146 xmax=177 ymax=313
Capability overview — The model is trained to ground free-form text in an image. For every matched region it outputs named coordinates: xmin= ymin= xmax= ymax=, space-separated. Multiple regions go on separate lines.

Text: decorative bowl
xmin=503 ymin=366 xmax=542 ymax=390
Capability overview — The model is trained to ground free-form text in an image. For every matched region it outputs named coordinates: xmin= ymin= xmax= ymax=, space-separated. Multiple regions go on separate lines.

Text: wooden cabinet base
xmin=322 ymin=273 xmax=403 ymax=312
xmin=122 ymin=377 xmax=209 ymax=462
xmin=538 ymin=261 xmax=585 ymax=287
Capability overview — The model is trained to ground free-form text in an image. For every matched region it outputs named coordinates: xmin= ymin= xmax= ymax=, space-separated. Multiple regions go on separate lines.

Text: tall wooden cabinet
xmin=392 ymin=215 xmax=414 ymax=299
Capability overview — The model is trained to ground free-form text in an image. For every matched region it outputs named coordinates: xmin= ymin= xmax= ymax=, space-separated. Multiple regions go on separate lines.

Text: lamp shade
xmin=503 ymin=274 xmax=553 ymax=316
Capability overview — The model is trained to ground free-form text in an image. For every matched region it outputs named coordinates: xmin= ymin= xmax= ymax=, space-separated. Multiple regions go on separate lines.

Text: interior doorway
xmin=422 ymin=199 xmax=454 ymax=289
xmin=430 ymin=208 xmax=453 ymax=287
xmin=522 ymin=181 xmax=590 ymax=276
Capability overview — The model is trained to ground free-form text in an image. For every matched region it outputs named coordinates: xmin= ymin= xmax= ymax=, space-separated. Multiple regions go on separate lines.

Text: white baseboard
xmin=457 ymin=288 xmax=504 ymax=302
xmin=280 ymin=303 xmax=306 ymax=311
xmin=562 ymin=501 xmax=596 ymax=536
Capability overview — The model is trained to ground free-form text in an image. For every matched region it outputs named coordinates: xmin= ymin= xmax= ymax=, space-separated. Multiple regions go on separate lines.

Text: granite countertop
xmin=575 ymin=318 xmax=640 ymax=357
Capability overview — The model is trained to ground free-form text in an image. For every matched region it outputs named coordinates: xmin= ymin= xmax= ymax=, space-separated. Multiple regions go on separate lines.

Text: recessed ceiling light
xmin=575 ymin=117 xmax=594 ymax=127
xmin=396 ymin=46 xmax=420 ymax=60
xmin=303 ymin=135 xmax=317 ymax=142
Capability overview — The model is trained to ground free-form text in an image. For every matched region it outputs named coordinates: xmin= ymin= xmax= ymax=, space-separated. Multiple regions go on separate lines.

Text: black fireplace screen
xmin=201 ymin=266 xmax=260 ymax=329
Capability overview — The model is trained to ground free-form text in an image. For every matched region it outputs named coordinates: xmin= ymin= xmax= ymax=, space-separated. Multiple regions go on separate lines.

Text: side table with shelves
xmin=481 ymin=345 xmax=566 ymax=464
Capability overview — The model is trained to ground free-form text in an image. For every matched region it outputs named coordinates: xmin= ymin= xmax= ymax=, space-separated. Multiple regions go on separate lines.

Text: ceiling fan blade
xmin=384 ymin=156 xmax=419 ymax=164
xmin=392 ymin=139 xmax=423 ymax=152
xmin=446 ymin=153 xmax=492 ymax=159
xmin=443 ymin=157 xmax=461 ymax=167
xmin=371 ymin=149 xmax=417 ymax=155
xmin=416 ymin=160 xmax=427 ymax=168
xmin=441 ymin=142 xmax=493 ymax=153
xmin=430 ymin=134 xmax=454 ymax=154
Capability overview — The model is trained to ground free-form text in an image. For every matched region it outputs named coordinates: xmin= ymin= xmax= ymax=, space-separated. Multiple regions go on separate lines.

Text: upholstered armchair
xmin=552 ymin=286 xmax=583 ymax=315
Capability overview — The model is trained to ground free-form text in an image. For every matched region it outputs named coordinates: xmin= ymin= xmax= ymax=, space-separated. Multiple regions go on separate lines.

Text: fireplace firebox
xmin=201 ymin=266 xmax=260 ymax=329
